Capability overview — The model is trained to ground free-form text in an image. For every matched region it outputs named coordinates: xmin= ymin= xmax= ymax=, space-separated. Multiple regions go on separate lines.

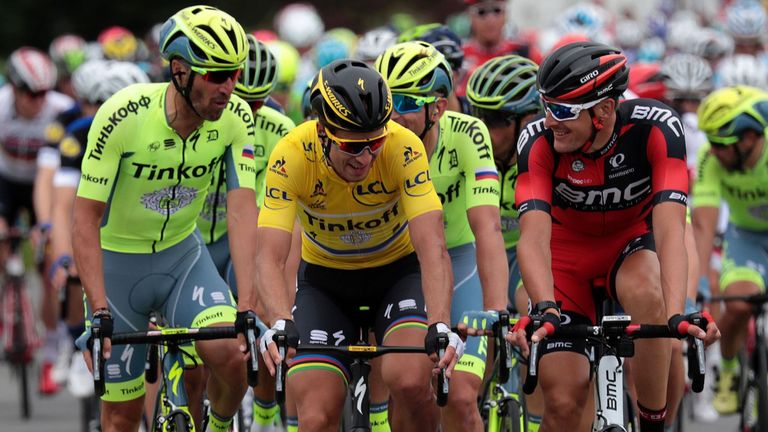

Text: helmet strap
xmin=579 ymin=107 xmax=601 ymax=153
xmin=419 ymin=102 xmax=437 ymax=140
xmin=169 ymin=62 xmax=204 ymax=119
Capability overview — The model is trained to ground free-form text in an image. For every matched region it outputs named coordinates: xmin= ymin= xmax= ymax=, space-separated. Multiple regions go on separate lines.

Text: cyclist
xmin=49 ymin=59 xmax=150 ymax=398
xmin=459 ymin=0 xmax=530 ymax=96
xmin=255 ymin=59 xmax=464 ymax=432
xmin=0 ymin=46 xmax=74 ymax=395
xmin=724 ymin=0 xmax=766 ymax=57
xmin=693 ymin=85 xmax=768 ymax=415
xmin=465 ymin=54 xmax=545 ymax=430
xmin=72 ymin=6 xmax=258 ymax=431
xmin=376 ymin=41 xmax=507 ymax=432
xmin=506 ymin=41 xmax=719 ymax=432
xmin=49 ymin=34 xmax=87 ymax=98
xmin=197 ymin=33 xmax=296 ymax=432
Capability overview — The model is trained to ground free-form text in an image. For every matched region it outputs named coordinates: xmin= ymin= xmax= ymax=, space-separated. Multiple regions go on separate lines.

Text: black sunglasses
xmin=474 ymin=6 xmax=504 ymax=16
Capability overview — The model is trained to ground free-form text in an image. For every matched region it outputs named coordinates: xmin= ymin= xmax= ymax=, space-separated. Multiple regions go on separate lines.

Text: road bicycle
xmin=712 ymin=293 xmax=768 ymax=432
xmin=273 ymin=307 xmax=450 ymax=432
xmin=91 ymin=317 xmax=260 ymax=431
xmin=523 ymin=314 xmax=707 ymax=432
xmin=0 ymin=228 xmax=39 ymax=419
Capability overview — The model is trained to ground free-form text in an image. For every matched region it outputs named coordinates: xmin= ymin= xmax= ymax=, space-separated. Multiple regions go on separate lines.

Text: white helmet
xmin=615 ymin=20 xmax=645 ymax=49
xmin=7 ymin=47 xmax=57 ymax=92
xmin=72 ymin=60 xmax=149 ymax=104
xmin=725 ymin=1 xmax=767 ymax=41
xmin=274 ymin=3 xmax=325 ymax=49
xmin=661 ymin=53 xmax=713 ymax=99
xmin=354 ymin=27 xmax=398 ymax=63
xmin=716 ymin=54 xmax=768 ymax=89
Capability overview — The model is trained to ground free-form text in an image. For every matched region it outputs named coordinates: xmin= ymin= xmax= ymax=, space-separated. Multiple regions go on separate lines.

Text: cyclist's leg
xmin=375 ymin=255 xmax=438 ymax=432
xmin=445 ymin=243 xmax=484 ymax=432
xmin=289 ymin=267 xmax=352 ymax=431
xmin=612 ymin=233 xmax=670 ymax=431
xmin=166 ymin=232 xmax=246 ymax=426
xmin=713 ymin=224 xmax=766 ymax=413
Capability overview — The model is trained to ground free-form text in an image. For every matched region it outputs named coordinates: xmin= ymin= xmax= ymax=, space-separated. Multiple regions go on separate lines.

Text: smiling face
xmin=543 ymin=98 xmax=615 ymax=153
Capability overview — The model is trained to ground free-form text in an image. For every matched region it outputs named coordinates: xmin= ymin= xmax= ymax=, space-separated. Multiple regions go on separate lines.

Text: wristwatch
xmin=534 ymin=301 xmax=560 ymax=315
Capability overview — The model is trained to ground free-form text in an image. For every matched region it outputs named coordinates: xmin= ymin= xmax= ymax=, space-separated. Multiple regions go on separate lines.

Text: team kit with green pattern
xmin=75 ymin=82 xmax=257 ymax=400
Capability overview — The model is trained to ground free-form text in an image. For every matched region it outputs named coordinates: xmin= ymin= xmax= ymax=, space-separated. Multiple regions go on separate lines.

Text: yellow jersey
xmin=258 ymin=120 xmax=442 ymax=269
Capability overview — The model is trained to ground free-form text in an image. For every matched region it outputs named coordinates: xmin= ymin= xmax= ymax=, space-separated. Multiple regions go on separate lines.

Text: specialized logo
xmin=571 ymin=159 xmax=584 ymax=172
xmin=554 ymin=177 xmax=651 ymax=210
xmin=270 ymin=156 xmax=288 ymax=177
xmin=357 ymin=77 xmax=365 ymax=91
xmin=323 ymin=80 xmax=351 ymax=117
xmin=354 ymin=377 xmax=367 ymax=415
xmin=140 ymin=185 xmax=198 ymax=216
xmin=333 ymin=330 xmax=345 ymax=346
xmin=192 ymin=285 xmax=206 ymax=307
xmin=340 ymin=230 xmax=373 ymax=245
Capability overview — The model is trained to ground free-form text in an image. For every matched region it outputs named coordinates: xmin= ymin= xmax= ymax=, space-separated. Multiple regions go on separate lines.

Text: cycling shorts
xmin=89 ymin=230 xmax=236 ymax=402
xmin=551 ymin=225 xmax=655 ymax=324
xmin=0 ymin=175 xmax=34 ymax=225
xmin=288 ymin=253 xmax=427 ymax=384
xmin=720 ymin=224 xmax=768 ymax=292
xmin=205 ymin=233 xmax=237 ymax=297
xmin=448 ymin=243 xmax=487 ymax=379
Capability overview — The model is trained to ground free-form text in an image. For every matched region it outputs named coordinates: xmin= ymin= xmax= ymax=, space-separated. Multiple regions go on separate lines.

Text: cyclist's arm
xmin=467 ymin=205 xmax=508 ymax=310
xmin=50 ymin=185 xmax=76 ymax=264
xmin=254 ymin=227 xmax=294 ymax=323
xmin=33 ymin=165 xmax=56 ymax=228
xmin=653 ymin=202 xmax=688 ymax=316
xmin=517 ymin=210 xmax=554 ymax=306
xmin=409 ymin=210 xmax=453 ymax=324
xmin=226 ymin=187 xmax=258 ymax=311
xmin=692 ymin=206 xmax=719 ymax=282
xmin=691 ymin=145 xmax=721 ymax=286
xmin=72 ymin=197 xmax=108 ymax=310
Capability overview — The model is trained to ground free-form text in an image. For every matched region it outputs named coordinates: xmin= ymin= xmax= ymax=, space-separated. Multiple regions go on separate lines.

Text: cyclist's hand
xmin=76 ymin=310 xmax=114 ymax=372
xmin=457 ymin=310 xmax=499 ymax=337
xmin=259 ymin=319 xmax=298 ymax=376
xmin=505 ymin=313 xmax=559 ymax=357
xmin=49 ymin=255 xmax=74 ymax=289
xmin=425 ymin=322 xmax=464 ymax=378
xmin=668 ymin=311 xmax=720 ymax=346
xmin=235 ymin=310 xmax=259 ymax=361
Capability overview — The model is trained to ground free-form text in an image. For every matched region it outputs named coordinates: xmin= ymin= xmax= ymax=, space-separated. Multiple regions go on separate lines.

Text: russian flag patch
xmin=242 ymin=145 xmax=254 ymax=159
xmin=475 ymin=168 xmax=499 ymax=181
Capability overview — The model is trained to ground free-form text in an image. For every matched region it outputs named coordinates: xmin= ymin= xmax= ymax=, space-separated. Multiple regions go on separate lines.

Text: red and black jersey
xmin=515 ymin=98 xmax=689 ymax=237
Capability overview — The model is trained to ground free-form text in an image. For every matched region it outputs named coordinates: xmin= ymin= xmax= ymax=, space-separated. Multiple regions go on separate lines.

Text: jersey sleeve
xmin=460 ymin=120 xmax=501 ymax=210
xmin=692 ymin=144 xmax=721 ymax=208
xmin=396 ymin=136 xmax=443 ymax=220
xmin=256 ymin=136 xmax=301 ymax=233
xmin=646 ymin=123 xmax=689 ymax=206
xmin=76 ymin=99 xmax=126 ymax=202
xmin=515 ymin=119 xmax=554 ymax=215
xmin=223 ymin=100 xmax=257 ymax=192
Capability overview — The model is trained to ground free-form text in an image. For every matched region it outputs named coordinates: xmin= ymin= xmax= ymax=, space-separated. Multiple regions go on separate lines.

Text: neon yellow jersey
xmin=77 ymin=83 xmax=257 ymax=253
xmin=693 ymin=142 xmax=768 ymax=231
xmin=197 ymin=105 xmax=295 ymax=244
xmin=258 ymin=120 xmax=443 ymax=269
xmin=431 ymin=111 xmax=500 ymax=248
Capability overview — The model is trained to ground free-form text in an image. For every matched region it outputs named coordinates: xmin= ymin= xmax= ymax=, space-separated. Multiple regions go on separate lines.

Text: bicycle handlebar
xmin=91 ymin=323 xmax=261 ymax=397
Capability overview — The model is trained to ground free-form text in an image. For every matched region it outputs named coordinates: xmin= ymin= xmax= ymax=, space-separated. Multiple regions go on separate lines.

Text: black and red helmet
xmin=537 ymin=41 xmax=628 ymax=104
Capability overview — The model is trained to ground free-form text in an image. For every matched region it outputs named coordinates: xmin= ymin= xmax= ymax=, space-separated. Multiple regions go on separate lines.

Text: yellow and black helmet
xmin=310 ymin=59 xmax=392 ymax=132
xmin=159 ymin=5 xmax=247 ymax=69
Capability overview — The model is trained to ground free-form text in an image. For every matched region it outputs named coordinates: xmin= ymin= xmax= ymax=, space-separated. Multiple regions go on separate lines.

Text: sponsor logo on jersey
xmin=44 ymin=122 xmax=65 ymax=143
xmin=629 ymin=105 xmax=683 ymax=138
xmin=473 ymin=185 xmax=500 ymax=196
xmin=723 ymin=184 xmax=768 ymax=202
xmin=147 ymin=141 xmax=160 ymax=152
xmin=254 ymin=113 xmax=290 ymax=137
xmin=270 ymin=156 xmax=288 ymax=177
xmin=446 ymin=116 xmax=492 ymax=160
xmin=164 ymin=139 xmax=176 ymax=150
xmin=340 ymin=230 xmax=373 ymax=245
xmin=207 ymin=130 xmax=219 ymax=142
xmin=308 ymin=199 xmax=326 ymax=209
xmin=438 ymin=180 xmax=461 ymax=204
xmin=352 ymin=180 xmax=396 ymax=206
xmin=404 ymin=170 xmax=432 ymax=197
xmin=516 ymin=118 xmax=546 ymax=155
xmin=475 ymin=167 xmax=499 ymax=181
xmin=59 ymin=136 xmax=81 ymax=158
xmin=303 ymin=204 xmax=400 ymax=232
xmin=403 ymin=146 xmax=422 ymax=167
xmin=554 ymin=177 xmax=651 ymax=210
xmin=131 ymin=156 xmax=222 ymax=181
xmin=571 ymin=159 xmax=584 ymax=172
xmin=311 ymin=180 xmax=326 ymax=197
xmin=81 ymin=172 xmax=109 ymax=186
xmin=227 ymin=99 xmax=255 ymax=137
xmin=88 ymin=96 xmax=152 ymax=161
xmin=199 ymin=191 xmax=227 ymax=222
xmin=608 ymin=153 xmax=625 ymax=169
xmin=140 ymin=185 xmax=198 ymax=215
xmin=267 ymin=187 xmax=292 ymax=201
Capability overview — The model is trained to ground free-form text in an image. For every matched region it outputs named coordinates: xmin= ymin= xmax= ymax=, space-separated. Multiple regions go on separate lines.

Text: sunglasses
xmin=189 ymin=65 xmax=242 ymax=84
xmin=18 ymin=86 xmax=48 ymax=99
xmin=393 ymin=93 xmax=438 ymax=114
xmin=324 ymin=126 xmax=388 ymax=156
xmin=473 ymin=5 xmax=504 ymax=17
xmin=706 ymin=134 xmax=739 ymax=148
xmin=541 ymin=96 xmax=607 ymax=122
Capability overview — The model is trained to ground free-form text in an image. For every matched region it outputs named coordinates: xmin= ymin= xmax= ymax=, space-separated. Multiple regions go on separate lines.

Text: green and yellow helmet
xmin=374 ymin=41 xmax=453 ymax=97
xmin=467 ymin=55 xmax=541 ymax=116
xmin=159 ymin=5 xmax=248 ymax=69
xmin=310 ymin=59 xmax=393 ymax=132
xmin=234 ymin=34 xmax=278 ymax=101
xmin=698 ymin=85 xmax=768 ymax=145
